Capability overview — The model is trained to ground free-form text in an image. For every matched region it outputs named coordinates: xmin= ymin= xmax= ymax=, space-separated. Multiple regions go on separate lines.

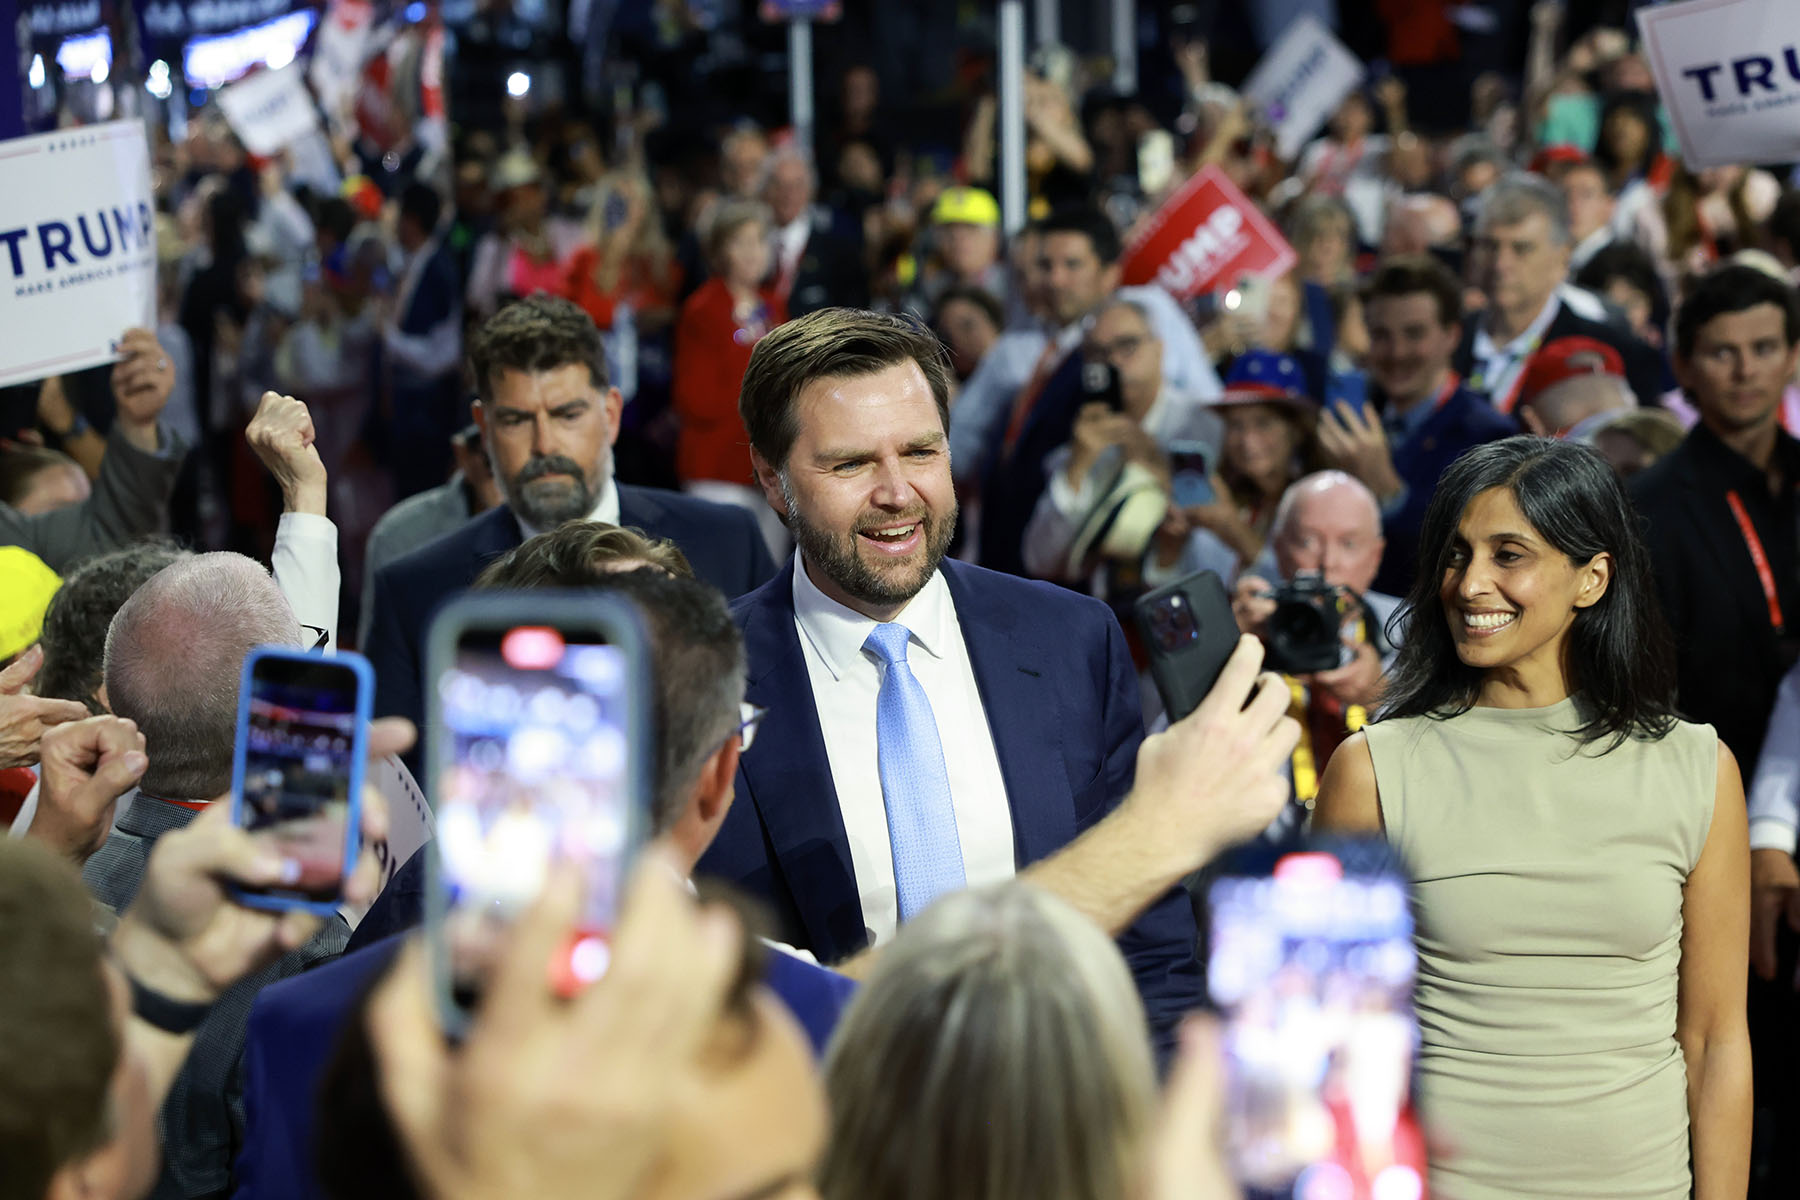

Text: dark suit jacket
xmin=84 ymin=796 xmax=347 ymax=1200
xmin=697 ymin=557 xmax=1203 ymax=1057
xmin=363 ymin=487 xmax=777 ymax=745
xmin=234 ymin=926 xmax=858 ymax=1200
xmin=1452 ymin=300 xmax=1665 ymax=411
xmin=781 ymin=207 xmax=868 ymax=318
xmin=976 ymin=348 xmax=1087 ymax=577
xmin=1630 ymin=424 xmax=1800 ymax=776
xmin=1373 ymin=382 xmax=1519 ymax=597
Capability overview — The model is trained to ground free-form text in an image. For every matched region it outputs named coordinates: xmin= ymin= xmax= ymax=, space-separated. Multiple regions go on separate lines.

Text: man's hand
xmin=30 ymin=714 xmax=146 ymax=863
xmin=1304 ymin=638 xmax=1385 ymax=709
xmin=246 ymin=391 xmax=329 ymax=515
xmin=1232 ymin=576 xmax=1277 ymax=638
xmin=110 ymin=328 xmax=176 ymax=453
xmin=1065 ymin=401 xmax=1138 ymax=485
xmin=1123 ymin=635 xmax=1300 ymax=866
xmin=0 ymin=646 xmax=91 ymax=768
xmin=112 ymin=716 xmax=411 ymax=1004
xmin=1317 ymin=402 xmax=1404 ymax=504
xmin=1750 ymin=848 xmax=1800 ymax=983
xmin=366 ymin=846 xmax=744 ymax=1200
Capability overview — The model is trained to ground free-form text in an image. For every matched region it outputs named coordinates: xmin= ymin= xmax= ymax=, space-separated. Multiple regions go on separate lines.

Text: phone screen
xmin=1168 ymin=440 xmax=1214 ymax=508
xmin=1208 ymin=849 xmax=1426 ymax=1200
xmin=435 ymin=622 xmax=634 ymax=1014
xmin=233 ymin=654 xmax=365 ymax=906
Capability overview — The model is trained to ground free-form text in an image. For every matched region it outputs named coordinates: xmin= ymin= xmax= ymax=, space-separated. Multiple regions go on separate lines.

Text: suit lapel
xmin=616 ymin=485 xmax=667 ymax=531
xmin=736 ymin=569 xmax=866 ymax=956
xmin=941 ymin=562 xmax=1075 ymax=866
xmin=465 ymin=506 xmax=524 ymax=575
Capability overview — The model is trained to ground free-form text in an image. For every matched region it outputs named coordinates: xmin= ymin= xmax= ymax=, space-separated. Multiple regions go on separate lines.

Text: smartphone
xmin=1207 ymin=840 xmax=1426 ymax=1200
xmin=425 ymin=591 xmax=651 ymax=1036
xmin=1167 ymin=439 xmax=1215 ymax=508
xmin=1082 ymin=359 xmax=1125 ymax=413
xmin=1133 ymin=569 xmax=1239 ymax=723
xmin=1138 ymin=129 xmax=1176 ymax=195
xmin=228 ymin=647 xmax=372 ymax=916
xmin=1328 ymin=372 xmax=1370 ymax=423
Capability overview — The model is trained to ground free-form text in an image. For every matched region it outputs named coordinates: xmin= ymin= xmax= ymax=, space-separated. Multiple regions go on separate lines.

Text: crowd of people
xmin=3 ymin=3 xmax=1800 ymax=1199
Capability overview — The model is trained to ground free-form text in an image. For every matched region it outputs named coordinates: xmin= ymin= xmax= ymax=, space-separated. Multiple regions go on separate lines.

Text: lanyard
xmin=1468 ymin=330 xmax=1544 ymax=414
xmin=1725 ymin=490 xmax=1785 ymax=632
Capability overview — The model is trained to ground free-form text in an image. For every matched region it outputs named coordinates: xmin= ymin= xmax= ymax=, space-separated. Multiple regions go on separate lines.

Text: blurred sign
xmin=1637 ymin=0 xmax=1800 ymax=168
xmin=1120 ymin=165 xmax=1296 ymax=301
xmin=217 ymin=65 xmax=319 ymax=155
xmin=0 ymin=121 xmax=156 ymax=388
xmin=1241 ymin=14 xmax=1365 ymax=161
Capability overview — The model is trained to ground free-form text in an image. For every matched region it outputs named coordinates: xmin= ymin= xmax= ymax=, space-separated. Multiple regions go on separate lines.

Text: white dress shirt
xmin=513 ymin=474 xmax=621 ymax=542
xmin=1470 ymin=293 xmax=1562 ymax=408
xmin=1748 ymin=664 xmax=1800 ymax=854
xmin=790 ymin=557 xmax=1016 ymax=944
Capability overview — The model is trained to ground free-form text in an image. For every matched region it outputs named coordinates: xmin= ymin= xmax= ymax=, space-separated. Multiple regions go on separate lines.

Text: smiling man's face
xmin=756 ymin=359 xmax=956 ymax=621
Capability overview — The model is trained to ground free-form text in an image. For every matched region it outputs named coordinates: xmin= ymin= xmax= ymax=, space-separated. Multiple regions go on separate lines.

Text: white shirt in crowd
xmin=790 ymin=558 xmax=1016 ymax=945
xmin=773 ymin=213 xmax=811 ymax=283
xmin=1748 ymin=664 xmax=1800 ymax=855
xmin=1470 ymin=292 xmax=1562 ymax=408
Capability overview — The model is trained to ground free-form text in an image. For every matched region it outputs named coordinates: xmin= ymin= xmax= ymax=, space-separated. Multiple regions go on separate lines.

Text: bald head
xmin=1520 ymin=374 xmax=1633 ymax=438
xmin=1272 ymin=471 xmax=1386 ymax=596
xmin=103 ymin=553 xmax=301 ymax=800
xmin=1381 ymin=194 xmax=1461 ymax=258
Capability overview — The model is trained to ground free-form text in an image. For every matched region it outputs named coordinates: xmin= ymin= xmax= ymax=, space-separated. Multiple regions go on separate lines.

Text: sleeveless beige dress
xmin=1363 ymin=697 xmax=1716 ymax=1200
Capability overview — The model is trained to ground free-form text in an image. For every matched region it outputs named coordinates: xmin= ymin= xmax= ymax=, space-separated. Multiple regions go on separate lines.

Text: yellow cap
xmin=0 ymin=547 xmax=62 ymax=661
xmin=930 ymin=186 xmax=1001 ymax=229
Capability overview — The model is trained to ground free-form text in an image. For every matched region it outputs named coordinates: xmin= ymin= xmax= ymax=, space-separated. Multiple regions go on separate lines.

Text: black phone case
xmin=1132 ymin=569 xmax=1239 ymax=724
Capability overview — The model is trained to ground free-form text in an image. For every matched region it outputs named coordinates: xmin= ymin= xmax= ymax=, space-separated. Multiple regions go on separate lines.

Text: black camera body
xmin=1264 ymin=570 xmax=1354 ymax=675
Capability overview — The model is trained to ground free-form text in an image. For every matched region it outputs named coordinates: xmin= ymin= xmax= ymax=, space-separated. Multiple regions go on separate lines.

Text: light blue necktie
xmin=864 ymin=622 xmax=966 ymax=922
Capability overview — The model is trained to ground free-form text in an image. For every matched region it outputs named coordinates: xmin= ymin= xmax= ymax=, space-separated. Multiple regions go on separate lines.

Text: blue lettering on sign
xmin=1681 ymin=46 xmax=1800 ymax=102
xmin=0 ymin=203 xmax=154 ymax=278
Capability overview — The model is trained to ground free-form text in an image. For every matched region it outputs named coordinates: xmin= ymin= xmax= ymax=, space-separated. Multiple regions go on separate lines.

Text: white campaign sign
xmin=0 ymin=122 xmax=156 ymax=388
xmin=1637 ymin=0 xmax=1800 ymax=168
xmin=216 ymin=65 xmax=320 ymax=155
xmin=1241 ymin=14 xmax=1366 ymax=161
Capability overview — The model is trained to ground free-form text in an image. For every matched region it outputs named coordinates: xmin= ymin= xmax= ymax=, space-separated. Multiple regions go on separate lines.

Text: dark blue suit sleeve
xmin=365 ymin=564 xmax=424 ymax=732
xmin=1094 ymin=614 xmax=1203 ymax=1067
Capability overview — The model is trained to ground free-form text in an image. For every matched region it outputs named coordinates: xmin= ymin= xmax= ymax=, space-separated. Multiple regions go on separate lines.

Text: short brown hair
xmin=738 ymin=307 xmax=954 ymax=469
xmin=704 ymin=199 xmax=772 ymax=273
xmin=1364 ymin=255 xmax=1463 ymax=328
xmin=0 ymin=445 xmax=82 ymax=507
xmin=472 ymin=521 xmax=695 ymax=590
xmin=467 ymin=293 xmax=609 ymax=405
xmin=0 ymin=841 xmax=117 ymax=1200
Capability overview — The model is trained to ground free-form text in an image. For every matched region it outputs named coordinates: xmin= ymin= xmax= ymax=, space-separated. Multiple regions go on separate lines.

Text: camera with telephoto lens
xmin=1263 ymin=570 xmax=1354 ymax=675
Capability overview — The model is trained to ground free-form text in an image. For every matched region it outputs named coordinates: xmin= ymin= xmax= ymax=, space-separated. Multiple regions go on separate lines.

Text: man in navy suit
xmin=362 ymin=294 xmax=775 ymax=748
xmin=698 ymin=308 xmax=1211 ymax=1055
xmin=236 ymin=566 xmax=855 ymax=1200
xmin=1316 ymin=256 xmax=1518 ymax=597
xmin=380 ymin=183 xmax=467 ymax=499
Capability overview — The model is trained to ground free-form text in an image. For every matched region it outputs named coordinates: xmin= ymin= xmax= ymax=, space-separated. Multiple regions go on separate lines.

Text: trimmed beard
xmin=498 ymin=450 xmax=606 ymax=529
xmin=779 ymin=472 xmax=956 ymax=610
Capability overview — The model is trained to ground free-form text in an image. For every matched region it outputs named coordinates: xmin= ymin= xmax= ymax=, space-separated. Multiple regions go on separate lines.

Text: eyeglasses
xmin=736 ymin=702 xmax=768 ymax=753
xmin=301 ymin=624 xmax=330 ymax=651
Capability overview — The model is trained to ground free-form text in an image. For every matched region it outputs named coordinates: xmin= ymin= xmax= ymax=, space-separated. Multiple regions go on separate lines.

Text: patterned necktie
xmin=864 ymin=622 xmax=966 ymax=922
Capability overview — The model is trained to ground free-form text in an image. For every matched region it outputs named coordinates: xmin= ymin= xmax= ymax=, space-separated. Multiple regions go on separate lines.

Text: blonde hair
xmin=818 ymin=883 xmax=1157 ymax=1200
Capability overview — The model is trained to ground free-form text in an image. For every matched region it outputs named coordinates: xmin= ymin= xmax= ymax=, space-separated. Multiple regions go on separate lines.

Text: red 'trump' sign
xmin=1120 ymin=165 xmax=1297 ymax=300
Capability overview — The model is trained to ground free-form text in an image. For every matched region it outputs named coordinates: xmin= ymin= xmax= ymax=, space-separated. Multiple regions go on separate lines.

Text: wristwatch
xmin=128 ymin=975 xmax=214 ymax=1034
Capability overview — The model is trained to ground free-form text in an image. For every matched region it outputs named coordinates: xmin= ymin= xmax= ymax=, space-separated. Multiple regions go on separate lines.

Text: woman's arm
xmin=1679 ymin=741 xmax=1753 ymax=1200
xmin=1311 ymin=731 xmax=1384 ymax=835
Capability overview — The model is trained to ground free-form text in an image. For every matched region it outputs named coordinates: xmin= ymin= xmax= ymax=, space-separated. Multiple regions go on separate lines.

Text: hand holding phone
xmin=228 ymin=648 xmax=374 ymax=916
xmin=1167 ymin=440 xmax=1216 ymax=509
xmin=1134 ymin=570 xmax=1241 ymax=723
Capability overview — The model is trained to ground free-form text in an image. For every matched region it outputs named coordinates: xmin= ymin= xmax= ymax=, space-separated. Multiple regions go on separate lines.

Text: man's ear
xmin=471 ymin=398 xmax=489 ymax=438
xmin=693 ymin=737 xmax=741 ymax=828
xmin=750 ymin=450 xmax=788 ymax=518
xmin=603 ymin=386 xmax=624 ymax=447
xmin=95 ymin=683 xmax=110 ymax=713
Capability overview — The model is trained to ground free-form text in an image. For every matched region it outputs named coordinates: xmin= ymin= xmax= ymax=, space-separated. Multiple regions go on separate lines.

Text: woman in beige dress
xmin=1315 ymin=437 xmax=1750 ymax=1199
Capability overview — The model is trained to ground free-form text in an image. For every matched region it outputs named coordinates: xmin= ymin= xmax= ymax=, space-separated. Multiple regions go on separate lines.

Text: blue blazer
xmin=1374 ymin=384 xmax=1518 ymax=598
xmin=696 ymin=557 xmax=1202 ymax=1055
xmin=234 ymin=929 xmax=857 ymax=1200
xmin=363 ymin=487 xmax=776 ymax=763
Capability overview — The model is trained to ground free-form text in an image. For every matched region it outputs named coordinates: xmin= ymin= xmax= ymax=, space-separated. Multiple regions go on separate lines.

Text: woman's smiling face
xmin=1438 ymin=486 xmax=1612 ymax=689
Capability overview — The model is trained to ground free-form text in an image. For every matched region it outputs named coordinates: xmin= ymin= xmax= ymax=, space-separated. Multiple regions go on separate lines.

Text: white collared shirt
xmin=513 ymin=474 xmax=621 ymax=542
xmin=1471 ymin=293 xmax=1562 ymax=408
xmin=790 ymin=557 xmax=1015 ymax=944
xmin=773 ymin=213 xmax=811 ymax=278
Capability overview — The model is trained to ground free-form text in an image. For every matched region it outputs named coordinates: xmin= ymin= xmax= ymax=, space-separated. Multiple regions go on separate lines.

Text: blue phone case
xmin=227 ymin=646 xmax=373 ymax=917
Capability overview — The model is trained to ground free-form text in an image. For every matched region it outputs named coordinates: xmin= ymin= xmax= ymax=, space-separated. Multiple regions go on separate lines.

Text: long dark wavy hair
xmin=1378 ymin=437 xmax=1679 ymax=751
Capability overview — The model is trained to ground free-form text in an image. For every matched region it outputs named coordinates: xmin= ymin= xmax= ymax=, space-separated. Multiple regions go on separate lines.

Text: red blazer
xmin=671 ymin=277 xmax=785 ymax=486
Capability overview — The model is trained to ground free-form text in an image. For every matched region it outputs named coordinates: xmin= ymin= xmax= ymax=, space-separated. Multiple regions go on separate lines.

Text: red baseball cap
xmin=1517 ymin=335 xmax=1626 ymax=408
